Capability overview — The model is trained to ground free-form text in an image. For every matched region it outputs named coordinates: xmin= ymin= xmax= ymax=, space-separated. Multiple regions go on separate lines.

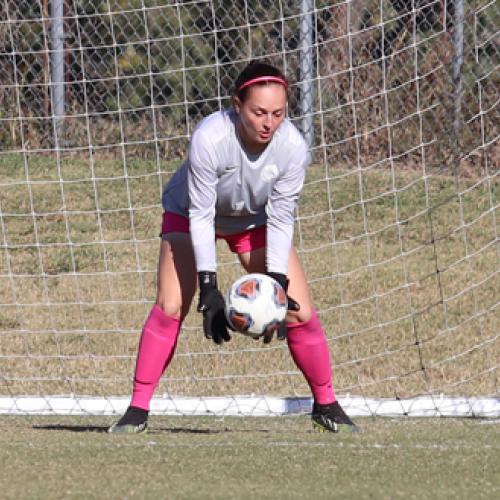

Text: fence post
xmin=50 ymin=0 xmax=65 ymax=146
xmin=452 ymin=0 xmax=464 ymax=165
xmin=300 ymin=0 xmax=314 ymax=148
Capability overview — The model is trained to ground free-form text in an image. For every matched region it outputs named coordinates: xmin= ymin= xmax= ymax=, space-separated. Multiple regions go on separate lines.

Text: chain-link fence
xmin=1 ymin=1 xmax=498 ymax=168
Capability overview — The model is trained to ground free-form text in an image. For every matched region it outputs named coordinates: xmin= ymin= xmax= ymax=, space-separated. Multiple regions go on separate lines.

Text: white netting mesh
xmin=0 ymin=1 xmax=498 ymax=416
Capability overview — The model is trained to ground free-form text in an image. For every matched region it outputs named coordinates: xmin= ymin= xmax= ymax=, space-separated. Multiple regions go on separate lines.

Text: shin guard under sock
xmin=131 ymin=305 xmax=181 ymax=411
xmin=286 ymin=309 xmax=336 ymax=405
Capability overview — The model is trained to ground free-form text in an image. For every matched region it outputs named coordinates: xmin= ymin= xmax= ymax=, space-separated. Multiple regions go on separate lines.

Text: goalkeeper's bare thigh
xmin=156 ymin=233 xmax=197 ymax=321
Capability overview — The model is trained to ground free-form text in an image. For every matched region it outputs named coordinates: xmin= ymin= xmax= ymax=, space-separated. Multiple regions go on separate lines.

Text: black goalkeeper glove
xmin=197 ymin=271 xmax=231 ymax=344
xmin=263 ymin=272 xmax=300 ymax=343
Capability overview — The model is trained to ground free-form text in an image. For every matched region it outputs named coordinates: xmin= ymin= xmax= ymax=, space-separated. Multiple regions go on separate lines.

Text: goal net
xmin=0 ymin=0 xmax=498 ymax=417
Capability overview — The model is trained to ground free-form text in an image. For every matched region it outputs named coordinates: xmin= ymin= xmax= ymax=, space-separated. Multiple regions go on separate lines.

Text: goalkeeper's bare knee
xmin=286 ymin=305 xmax=313 ymax=325
xmin=154 ymin=299 xmax=183 ymax=321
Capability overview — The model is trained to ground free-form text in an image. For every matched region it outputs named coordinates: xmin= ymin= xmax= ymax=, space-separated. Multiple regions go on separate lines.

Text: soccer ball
xmin=224 ymin=273 xmax=288 ymax=338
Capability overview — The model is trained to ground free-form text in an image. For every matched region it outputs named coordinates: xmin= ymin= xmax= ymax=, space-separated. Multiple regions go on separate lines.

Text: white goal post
xmin=0 ymin=0 xmax=498 ymax=417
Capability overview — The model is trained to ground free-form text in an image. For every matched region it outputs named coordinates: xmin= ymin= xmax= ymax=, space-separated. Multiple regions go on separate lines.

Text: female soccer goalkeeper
xmin=109 ymin=61 xmax=358 ymax=434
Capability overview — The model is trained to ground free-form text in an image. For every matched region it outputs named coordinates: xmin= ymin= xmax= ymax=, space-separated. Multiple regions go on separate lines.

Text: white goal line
xmin=0 ymin=395 xmax=498 ymax=418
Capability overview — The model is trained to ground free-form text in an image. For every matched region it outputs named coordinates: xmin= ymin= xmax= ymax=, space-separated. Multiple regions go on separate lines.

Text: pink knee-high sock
xmin=286 ymin=309 xmax=336 ymax=405
xmin=130 ymin=305 xmax=181 ymax=411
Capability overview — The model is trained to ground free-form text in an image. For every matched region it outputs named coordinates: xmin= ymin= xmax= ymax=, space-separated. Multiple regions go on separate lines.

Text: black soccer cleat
xmin=108 ymin=406 xmax=149 ymax=434
xmin=311 ymin=401 xmax=360 ymax=433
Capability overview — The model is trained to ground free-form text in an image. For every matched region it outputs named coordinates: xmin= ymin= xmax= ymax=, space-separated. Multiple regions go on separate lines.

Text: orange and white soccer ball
xmin=224 ymin=273 xmax=288 ymax=338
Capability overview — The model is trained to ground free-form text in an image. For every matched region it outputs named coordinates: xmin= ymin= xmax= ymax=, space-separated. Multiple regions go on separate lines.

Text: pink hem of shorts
xmin=161 ymin=211 xmax=266 ymax=254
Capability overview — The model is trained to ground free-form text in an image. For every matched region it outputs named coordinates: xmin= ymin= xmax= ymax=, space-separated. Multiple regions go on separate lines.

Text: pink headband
xmin=237 ymin=76 xmax=288 ymax=92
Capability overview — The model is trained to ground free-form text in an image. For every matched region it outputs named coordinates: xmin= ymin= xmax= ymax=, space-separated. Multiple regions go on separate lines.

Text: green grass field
xmin=0 ymin=415 xmax=499 ymax=499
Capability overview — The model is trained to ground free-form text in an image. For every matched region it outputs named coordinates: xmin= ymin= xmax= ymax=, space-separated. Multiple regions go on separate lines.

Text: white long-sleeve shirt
xmin=162 ymin=108 xmax=310 ymax=274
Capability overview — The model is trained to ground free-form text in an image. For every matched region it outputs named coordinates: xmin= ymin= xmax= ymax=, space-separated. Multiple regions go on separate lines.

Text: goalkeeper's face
xmin=234 ymin=84 xmax=287 ymax=154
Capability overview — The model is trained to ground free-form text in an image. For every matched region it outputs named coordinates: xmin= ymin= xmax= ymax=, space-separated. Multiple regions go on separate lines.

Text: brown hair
xmin=234 ymin=61 xmax=288 ymax=102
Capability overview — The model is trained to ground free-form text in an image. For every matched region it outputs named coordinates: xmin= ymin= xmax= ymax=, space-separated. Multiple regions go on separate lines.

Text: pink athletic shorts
xmin=161 ymin=211 xmax=266 ymax=254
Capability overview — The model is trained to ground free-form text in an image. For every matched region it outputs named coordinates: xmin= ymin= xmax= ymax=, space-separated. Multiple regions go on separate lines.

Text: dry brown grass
xmin=0 ymin=152 xmax=498 ymax=402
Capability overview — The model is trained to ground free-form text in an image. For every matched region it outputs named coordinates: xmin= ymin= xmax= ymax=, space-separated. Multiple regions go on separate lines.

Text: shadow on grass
xmin=31 ymin=424 xmax=250 ymax=434
xmin=32 ymin=424 xmax=109 ymax=433
xmin=152 ymin=426 xmax=272 ymax=434
xmin=147 ymin=427 xmax=227 ymax=434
